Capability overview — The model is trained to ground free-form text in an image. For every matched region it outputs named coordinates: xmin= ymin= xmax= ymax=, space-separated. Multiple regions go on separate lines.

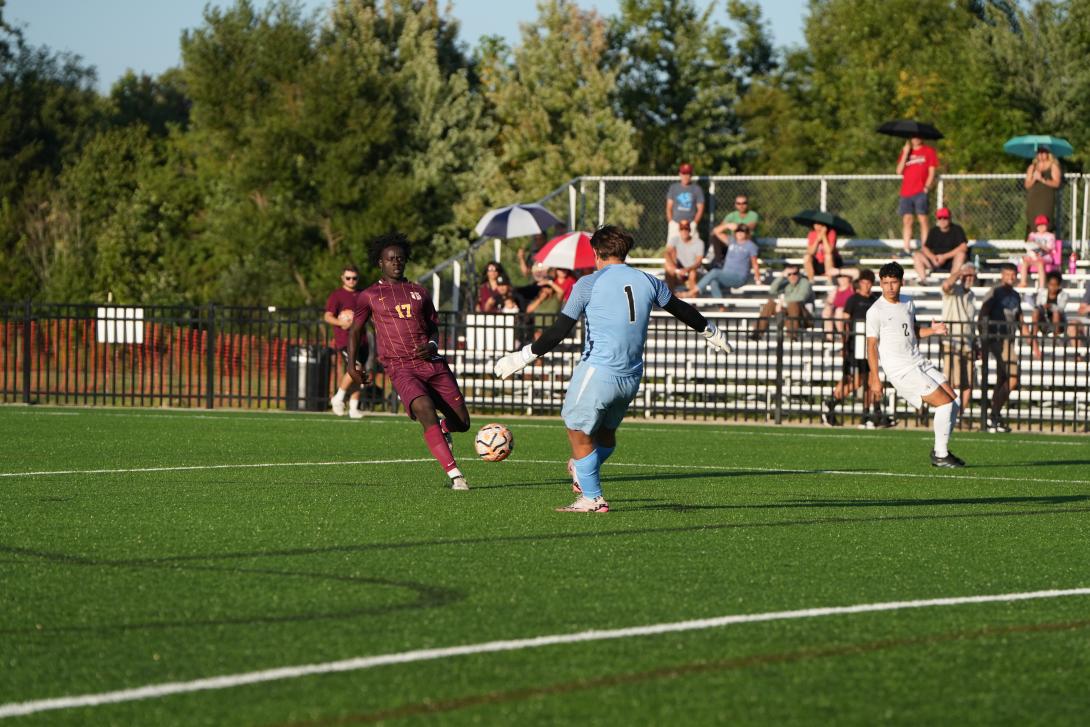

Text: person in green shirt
xmin=750 ymin=264 xmax=814 ymax=340
xmin=712 ymin=195 xmax=760 ymax=266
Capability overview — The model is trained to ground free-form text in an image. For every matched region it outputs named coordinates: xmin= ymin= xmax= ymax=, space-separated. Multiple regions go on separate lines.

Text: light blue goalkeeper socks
xmin=572 ymin=450 xmax=602 ymax=500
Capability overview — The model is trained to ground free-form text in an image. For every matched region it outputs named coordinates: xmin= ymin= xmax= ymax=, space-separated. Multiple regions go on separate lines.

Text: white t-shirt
xmin=865 ymin=295 xmax=926 ymax=377
xmin=667 ymin=235 xmax=705 ymax=269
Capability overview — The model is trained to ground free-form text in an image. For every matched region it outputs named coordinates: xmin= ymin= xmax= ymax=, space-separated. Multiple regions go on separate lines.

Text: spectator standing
xmin=896 ymin=137 xmax=939 ymax=254
xmin=324 ymin=265 xmax=363 ymax=418
xmin=1030 ymin=271 xmax=1069 ymax=359
xmin=822 ymin=270 xmax=888 ymax=427
xmin=666 ymin=163 xmax=705 ymax=244
xmin=978 ymin=263 xmax=1023 ymax=432
xmin=940 ymin=262 xmax=978 ymax=413
xmin=1024 ymin=146 xmax=1061 ymax=233
xmin=664 ymin=219 xmax=704 ymax=297
xmin=913 ymin=207 xmax=969 ymax=283
xmin=1020 ymin=214 xmax=1057 ymax=288
xmin=696 ymin=224 xmax=760 ymax=299
xmin=750 ymin=264 xmax=814 ymax=340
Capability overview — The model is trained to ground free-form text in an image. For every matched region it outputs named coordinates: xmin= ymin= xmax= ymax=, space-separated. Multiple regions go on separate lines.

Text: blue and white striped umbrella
xmin=474 ymin=203 xmax=563 ymax=239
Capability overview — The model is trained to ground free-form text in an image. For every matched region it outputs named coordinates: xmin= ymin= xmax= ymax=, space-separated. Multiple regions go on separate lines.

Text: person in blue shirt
xmin=494 ymin=225 xmax=733 ymax=512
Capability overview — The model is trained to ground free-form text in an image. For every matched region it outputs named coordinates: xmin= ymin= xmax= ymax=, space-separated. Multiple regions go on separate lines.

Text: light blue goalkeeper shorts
xmin=561 ymin=363 xmax=642 ymax=435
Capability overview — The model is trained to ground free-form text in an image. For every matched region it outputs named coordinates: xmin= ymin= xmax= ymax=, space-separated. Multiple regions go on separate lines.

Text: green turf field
xmin=1 ymin=406 xmax=1089 ymax=725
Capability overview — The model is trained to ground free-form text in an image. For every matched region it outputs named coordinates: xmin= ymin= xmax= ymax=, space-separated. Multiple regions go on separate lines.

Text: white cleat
xmin=555 ymin=495 xmax=608 ymax=513
xmin=348 ymin=407 xmax=364 ymax=419
xmin=450 ymin=476 xmax=470 ymax=491
xmin=331 ymin=398 xmax=347 ymax=416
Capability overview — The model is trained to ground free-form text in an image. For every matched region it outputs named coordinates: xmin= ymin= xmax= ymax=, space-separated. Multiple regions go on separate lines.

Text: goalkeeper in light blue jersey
xmin=494 ymin=225 xmax=733 ymax=512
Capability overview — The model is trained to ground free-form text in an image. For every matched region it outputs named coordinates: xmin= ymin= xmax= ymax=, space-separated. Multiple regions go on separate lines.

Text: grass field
xmin=1 ymin=406 xmax=1089 ymax=725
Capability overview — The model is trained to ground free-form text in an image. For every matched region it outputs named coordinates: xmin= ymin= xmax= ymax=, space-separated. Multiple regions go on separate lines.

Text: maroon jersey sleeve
xmin=353 ymin=288 xmax=373 ymax=326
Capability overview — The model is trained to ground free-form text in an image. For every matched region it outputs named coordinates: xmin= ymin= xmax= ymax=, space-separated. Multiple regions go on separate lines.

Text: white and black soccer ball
xmin=474 ymin=423 xmax=513 ymax=462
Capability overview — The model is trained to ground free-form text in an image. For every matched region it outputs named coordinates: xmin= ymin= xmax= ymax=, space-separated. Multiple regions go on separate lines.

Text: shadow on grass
xmin=630 ymin=494 xmax=1090 ymax=513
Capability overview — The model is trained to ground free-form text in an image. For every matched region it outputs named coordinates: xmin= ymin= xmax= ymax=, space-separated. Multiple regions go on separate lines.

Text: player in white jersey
xmin=866 ymin=261 xmax=965 ymax=467
xmin=493 ymin=225 xmax=733 ymax=512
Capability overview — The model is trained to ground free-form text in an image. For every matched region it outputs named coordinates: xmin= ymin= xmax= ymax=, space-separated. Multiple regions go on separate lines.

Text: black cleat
xmin=931 ymin=450 xmax=966 ymax=468
xmin=986 ymin=416 xmax=1011 ymax=433
xmin=821 ymin=398 xmax=839 ymax=426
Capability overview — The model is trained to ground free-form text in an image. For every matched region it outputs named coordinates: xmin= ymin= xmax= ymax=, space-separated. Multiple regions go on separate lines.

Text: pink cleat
xmin=555 ymin=496 xmax=609 ymax=513
xmin=567 ymin=458 xmax=582 ymax=494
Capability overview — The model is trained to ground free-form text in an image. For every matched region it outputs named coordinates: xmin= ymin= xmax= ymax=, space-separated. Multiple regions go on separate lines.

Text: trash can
xmin=286 ymin=345 xmax=333 ymax=411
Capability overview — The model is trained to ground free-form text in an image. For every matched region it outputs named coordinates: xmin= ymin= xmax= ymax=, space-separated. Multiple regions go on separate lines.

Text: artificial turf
xmin=1 ymin=405 xmax=1088 ymax=725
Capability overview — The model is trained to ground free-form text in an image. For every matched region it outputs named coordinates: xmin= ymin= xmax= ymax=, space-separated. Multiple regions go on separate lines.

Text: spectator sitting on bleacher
xmin=1072 ymin=280 xmax=1090 ymax=356
xmin=1020 ymin=214 xmax=1057 ymax=289
xmin=544 ymin=267 xmax=577 ymax=303
xmin=664 ymin=219 xmax=703 ymax=297
xmin=477 ymin=261 xmax=512 ymax=312
xmin=1030 ymin=271 xmax=1068 ymax=360
xmin=803 ymin=222 xmax=850 ymax=281
xmin=697 ymin=224 xmax=760 ymax=300
xmin=912 ymin=207 xmax=968 ymax=283
xmin=750 ymin=264 xmax=814 ymax=341
xmin=821 ymin=274 xmax=854 ymax=342
xmin=822 ymin=270 xmax=889 ymax=427
xmin=713 ymin=194 xmax=759 ymax=239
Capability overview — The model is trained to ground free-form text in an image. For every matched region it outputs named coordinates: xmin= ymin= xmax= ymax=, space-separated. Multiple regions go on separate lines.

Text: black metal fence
xmin=2 ymin=302 xmax=1088 ymax=432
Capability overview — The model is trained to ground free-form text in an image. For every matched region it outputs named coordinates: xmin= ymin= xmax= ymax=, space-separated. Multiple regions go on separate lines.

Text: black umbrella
xmin=792 ymin=210 xmax=856 ymax=237
xmin=876 ymin=119 xmax=944 ymax=140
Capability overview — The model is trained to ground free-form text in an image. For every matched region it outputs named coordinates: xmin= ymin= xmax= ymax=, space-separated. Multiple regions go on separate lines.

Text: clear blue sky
xmin=6 ymin=0 xmax=809 ymax=93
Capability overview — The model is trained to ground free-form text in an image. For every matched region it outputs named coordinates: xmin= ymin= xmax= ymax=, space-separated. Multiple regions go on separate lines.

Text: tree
xmin=482 ymin=0 xmax=637 ymax=200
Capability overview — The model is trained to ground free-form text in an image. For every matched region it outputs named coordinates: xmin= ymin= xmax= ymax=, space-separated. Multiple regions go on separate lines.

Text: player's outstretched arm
xmin=493 ymin=313 xmax=579 ymax=379
xmin=663 ymin=296 xmax=733 ymax=354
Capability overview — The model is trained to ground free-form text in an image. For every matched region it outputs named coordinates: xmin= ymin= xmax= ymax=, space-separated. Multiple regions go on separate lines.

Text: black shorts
xmin=812 ymin=251 xmax=843 ymax=275
xmin=841 ymin=356 xmax=869 ymax=378
xmin=929 ymin=256 xmax=954 ymax=272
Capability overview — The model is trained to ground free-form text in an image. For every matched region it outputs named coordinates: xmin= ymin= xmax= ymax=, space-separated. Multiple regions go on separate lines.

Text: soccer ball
xmin=475 ymin=423 xmax=514 ymax=462
xmin=337 ymin=309 xmax=354 ymax=325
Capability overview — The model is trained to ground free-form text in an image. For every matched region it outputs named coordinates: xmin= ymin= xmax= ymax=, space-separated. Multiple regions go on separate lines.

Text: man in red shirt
xmin=896 ymin=136 xmax=938 ymax=255
xmin=347 ymin=233 xmax=472 ymax=491
xmin=324 ymin=265 xmax=362 ymax=418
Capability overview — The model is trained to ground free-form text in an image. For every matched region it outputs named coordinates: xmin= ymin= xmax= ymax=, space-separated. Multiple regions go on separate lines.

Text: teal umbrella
xmin=1003 ymin=135 xmax=1074 ymax=159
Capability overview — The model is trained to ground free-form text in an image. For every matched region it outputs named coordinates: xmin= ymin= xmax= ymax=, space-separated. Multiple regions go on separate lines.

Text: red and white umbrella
xmin=534 ymin=231 xmax=595 ymax=270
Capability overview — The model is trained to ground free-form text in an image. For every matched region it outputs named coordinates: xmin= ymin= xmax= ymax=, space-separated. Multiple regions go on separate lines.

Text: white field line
xmin=3 ymin=458 xmax=1090 ymax=487
xmin=0 ymin=459 xmax=430 ymax=479
xmin=1 ymin=587 xmax=1088 ymax=719
xmin=6 ymin=408 xmax=1086 ymax=446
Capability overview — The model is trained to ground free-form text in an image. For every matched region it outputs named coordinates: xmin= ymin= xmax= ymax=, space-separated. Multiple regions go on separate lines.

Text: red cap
xmin=1034 ymin=214 xmax=1050 ymax=227
xmin=936 ymin=207 xmax=951 ymax=219
xmin=678 ymin=163 xmax=693 ymax=174
xmin=678 ymin=219 xmax=691 ymax=229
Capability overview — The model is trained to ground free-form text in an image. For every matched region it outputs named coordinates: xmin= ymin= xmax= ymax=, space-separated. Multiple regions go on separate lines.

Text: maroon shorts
xmin=387 ymin=360 xmax=465 ymax=420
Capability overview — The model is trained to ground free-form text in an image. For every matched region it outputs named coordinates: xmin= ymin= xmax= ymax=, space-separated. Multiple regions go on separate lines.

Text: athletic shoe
xmin=331 ymin=397 xmax=347 ymax=416
xmin=931 ymin=450 xmax=966 ymax=468
xmin=986 ymin=416 xmax=1011 ymax=433
xmin=555 ymin=495 xmax=609 ymax=513
xmin=450 ymin=475 xmax=470 ymax=491
xmin=567 ymin=458 xmax=582 ymax=495
xmin=820 ymin=398 xmax=838 ymax=427
xmin=348 ymin=406 xmax=364 ymax=419
xmin=876 ymin=414 xmax=895 ymax=429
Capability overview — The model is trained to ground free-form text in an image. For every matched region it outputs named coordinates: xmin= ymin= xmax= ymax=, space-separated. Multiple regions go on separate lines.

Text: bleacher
xmin=442 ymin=236 xmax=1089 ymax=430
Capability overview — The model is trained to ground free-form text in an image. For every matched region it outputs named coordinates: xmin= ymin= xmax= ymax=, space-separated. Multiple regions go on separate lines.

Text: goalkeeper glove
xmin=494 ymin=344 xmax=538 ymax=379
xmin=702 ymin=322 xmax=733 ymax=354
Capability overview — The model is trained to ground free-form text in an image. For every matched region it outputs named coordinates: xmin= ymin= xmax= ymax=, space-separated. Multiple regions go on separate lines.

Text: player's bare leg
xmin=560 ymin=428 xmax=613 ymax=512
xmin=923 ymin=385 xmax=964 ymax=467
xmin=412 ymin=396 xmax=469 ymax=491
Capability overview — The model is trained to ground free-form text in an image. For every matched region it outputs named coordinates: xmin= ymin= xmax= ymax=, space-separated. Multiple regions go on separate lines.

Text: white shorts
xmin=886 ymin=360 xmax=947 ymax=410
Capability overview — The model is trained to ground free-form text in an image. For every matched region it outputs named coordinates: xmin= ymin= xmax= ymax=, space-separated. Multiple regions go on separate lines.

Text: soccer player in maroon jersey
xmin=347 ymin=233 xmax=472 ymax=491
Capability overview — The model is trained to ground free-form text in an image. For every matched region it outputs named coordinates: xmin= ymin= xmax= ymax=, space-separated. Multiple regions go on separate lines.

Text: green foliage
xmin=5 ymin=0 xmax=1090 ymax=305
